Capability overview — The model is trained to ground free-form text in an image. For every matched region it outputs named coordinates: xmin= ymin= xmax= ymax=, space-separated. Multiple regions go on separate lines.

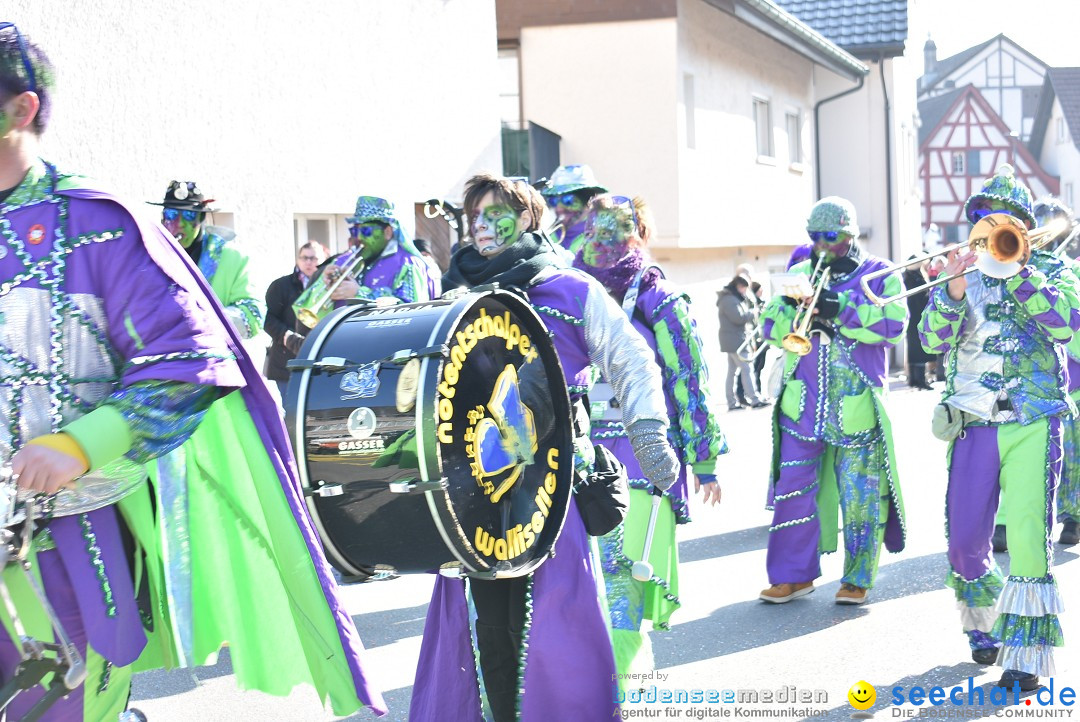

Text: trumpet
xmin=861 ymin=213 xmax=1070 ymax=306
xmin=782 ymin=255 xmax=832 ymax=356
xmin=293 ymin=247 xmax=367 ymax=328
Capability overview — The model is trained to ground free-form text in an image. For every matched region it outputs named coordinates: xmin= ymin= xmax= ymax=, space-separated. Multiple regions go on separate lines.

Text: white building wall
xmin=519 ymin=19 xmax=680 ymax=244
xmin=8 ymin=0 xmax=501 ymax=293
xmin=676 ymin=0 xmax=816 ymax=251
xmin=1039 ymin=100 xmax=1080 ymax=212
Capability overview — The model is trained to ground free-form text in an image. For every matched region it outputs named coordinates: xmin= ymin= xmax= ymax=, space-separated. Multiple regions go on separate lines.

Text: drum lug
xmin=287 ymin=356 xmax=351 ymax=373
xmin=310 ymin=483 xmax=344 ymax=497
xmin=388 ymin=478 xmax=449 ymax=494
xmin=438 ymin=563 xmax=463 ymax=578
xmin=386 ymin=345 xmax=448 ymax=364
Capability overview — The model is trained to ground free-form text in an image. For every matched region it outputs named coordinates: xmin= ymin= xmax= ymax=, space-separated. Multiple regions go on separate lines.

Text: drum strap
xmin=621 ymin=265 xmax=664 ymax=320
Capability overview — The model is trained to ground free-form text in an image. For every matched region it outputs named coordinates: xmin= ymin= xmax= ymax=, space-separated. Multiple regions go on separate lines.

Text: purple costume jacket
xmin=411 ymin=267 xmax=672 ymax=721
xmin=0 ymin=161 xmax=385 ymax=716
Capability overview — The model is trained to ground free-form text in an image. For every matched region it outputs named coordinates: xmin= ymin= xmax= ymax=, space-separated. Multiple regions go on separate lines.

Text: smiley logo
xmin=848 ymin=680 xmax=876 ymax=710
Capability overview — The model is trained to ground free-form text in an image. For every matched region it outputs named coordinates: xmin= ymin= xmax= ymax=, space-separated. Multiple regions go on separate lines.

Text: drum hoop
xmin=416 ymin=296 xmax=486 ymax=573
xmin=291 ymin=304 xmax=374 ymax=578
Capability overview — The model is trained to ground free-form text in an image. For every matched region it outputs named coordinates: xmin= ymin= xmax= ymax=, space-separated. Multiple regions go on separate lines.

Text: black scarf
xmin=443 ymin=232 xmax=564 ymax=292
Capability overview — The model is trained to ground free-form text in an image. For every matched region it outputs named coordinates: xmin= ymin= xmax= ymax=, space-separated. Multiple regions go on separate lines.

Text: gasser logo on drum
xmin=434 ymin=307 xmax=558 ymax=563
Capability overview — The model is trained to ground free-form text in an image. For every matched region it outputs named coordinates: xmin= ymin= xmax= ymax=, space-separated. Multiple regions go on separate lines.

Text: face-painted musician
xmin=0 ymin=24 xmax=384 ymax=720
xmin=539 ymin=163 xmax=607 ymax=256
xmin=411 ymin=173 xmax=680 ymax=722
xmin=759 ymin=196 xmax=908 ymax=607
xmin=149 ymin=181 xmax=264 ymax=340
xmin=920 ymin=167 xmax=1080 ymax=691
xmin=321 ymin=195 xmax=435 ymax=306
xmin=573 ymin=192 xmax=729 ymax=683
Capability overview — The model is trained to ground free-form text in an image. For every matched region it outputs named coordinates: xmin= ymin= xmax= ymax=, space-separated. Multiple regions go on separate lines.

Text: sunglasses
xmin=547 ymin=193 xmax=582 ymax=208
xmin=349 ymin=223 xmax=384 ymax=238
xmin=162 ymin=208 xmax=200 ymax=222
xmin=808 ymin=231 xmax=843 ymax=243
xmin=0 ymin=24 xmax=36 ymax=94
xmin=298 ymin=254 xmax=319 ymax=262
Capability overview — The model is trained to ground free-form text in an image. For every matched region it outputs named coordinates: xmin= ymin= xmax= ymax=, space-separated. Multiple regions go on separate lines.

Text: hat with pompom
xmin=963 ymin=164 xmax=1035 ymax=228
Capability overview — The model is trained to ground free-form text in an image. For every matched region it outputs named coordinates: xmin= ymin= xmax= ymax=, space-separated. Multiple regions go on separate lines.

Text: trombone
xmin=861 ymin=213 xmax=1070 ymax=306
xmin=782 ymin=255 xmax=832 ymax=356
xmin=737 ymin=304 xmax=766 ymax=361
xmin=293 ymin=247 xmax=367 ymax=328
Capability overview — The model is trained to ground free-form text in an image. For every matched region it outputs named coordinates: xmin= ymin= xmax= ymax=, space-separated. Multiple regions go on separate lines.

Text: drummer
xmin=322 ymin=195 xmax=436 ymax=305
xmin=410 ymin=172 xmax=681 ymax=722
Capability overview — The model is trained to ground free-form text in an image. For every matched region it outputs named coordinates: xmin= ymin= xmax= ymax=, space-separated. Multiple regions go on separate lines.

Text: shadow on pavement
xmin=819 ymin=662 xmax=1040 ymax=719
xmin=653 ymin=552 xmax=949 ymax=667
xmin=130 ymin=649 xmax=234 ymax=701
xmin=679 ymin=525 xmax=770 ymax=562
xmin=351 ymin=603 xmax=429 ymax=647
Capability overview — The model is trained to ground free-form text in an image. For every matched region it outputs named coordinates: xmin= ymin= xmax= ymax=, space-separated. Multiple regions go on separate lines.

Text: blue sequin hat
xmin=540 ymin=164 xmax=608 ymax=197
xmin=963 ymin=164 xmax=1035 ymax=228
xmin=806 ymin=196 xmax=859 ymax=237
xmin=346 ymin=195 xmax=398 ymax=226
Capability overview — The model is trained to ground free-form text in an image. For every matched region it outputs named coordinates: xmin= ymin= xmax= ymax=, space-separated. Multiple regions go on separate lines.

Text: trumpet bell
xmin=296 ymin=308 xmax=321 ymax=329
xmin=782 ymin=333 xmax=812 ymax=356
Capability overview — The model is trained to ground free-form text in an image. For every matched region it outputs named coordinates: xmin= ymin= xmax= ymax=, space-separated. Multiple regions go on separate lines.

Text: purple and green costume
xmin=919 ymin=251 xmax=1080 ymax=675
xmin=760 ymin=250 xmax=908 ymax=589
xmin=0 ymin=160 xmax=385 ymax=719
xmin=191 ymin=225 xmax=264 ymax=339
xmin=580 ymin=256 xmax=728 ymax=678
xmin=413 ymin=236 xmax=671 ymax=721
xmin=340 ymin=195 xmax=435 ymax=303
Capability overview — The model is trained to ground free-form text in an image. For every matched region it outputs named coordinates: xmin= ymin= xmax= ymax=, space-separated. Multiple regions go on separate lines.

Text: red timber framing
xmin=919 ymin=85 xmax=1058 ymax=241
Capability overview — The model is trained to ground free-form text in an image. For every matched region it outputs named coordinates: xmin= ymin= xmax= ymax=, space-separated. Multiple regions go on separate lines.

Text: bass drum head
xmin=430 ymin=292 xmax=573 ymax=577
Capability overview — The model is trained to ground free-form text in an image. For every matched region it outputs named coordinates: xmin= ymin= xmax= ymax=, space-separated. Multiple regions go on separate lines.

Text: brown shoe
xmin=759 ymin=582 xmax=814 ymax=603
xmin=835 ymin=583 xmax=869 ymax=605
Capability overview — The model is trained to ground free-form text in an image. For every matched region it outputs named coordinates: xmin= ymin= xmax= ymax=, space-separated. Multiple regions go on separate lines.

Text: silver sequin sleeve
xmin=582 ymin=279 xmax=669 ymax=428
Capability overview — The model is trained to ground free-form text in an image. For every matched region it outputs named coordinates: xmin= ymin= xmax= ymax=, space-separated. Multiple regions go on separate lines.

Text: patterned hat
xmin=148 ymin=180 xmax=217 ymax=212
xmin=963 ymin=164 xmax=1035 ymax=228
xmin=540 ymin=164 xmax=608 ymax=197
xmin=1033 ymin=196 xmax=1073 ymax=227
xmin=806 ymin=196 xmax=859 ymax=237
xmin=346 ymin=195 xmax=398 ymax=225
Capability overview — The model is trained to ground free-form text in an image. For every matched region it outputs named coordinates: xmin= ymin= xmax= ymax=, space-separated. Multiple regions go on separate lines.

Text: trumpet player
xmin=319 ymin=195 xmax=435 ymax=307
xmin=758 ymin=197 xmax=908 ymax=606
xmin=918 ymin=167 xmax=1080 ymax=691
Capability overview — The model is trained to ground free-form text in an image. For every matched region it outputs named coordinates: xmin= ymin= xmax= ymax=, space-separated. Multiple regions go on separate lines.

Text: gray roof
xmin=774 ymin=0 xmax=907 ymax=58
xmin=917 ymin=85 xmax=966 ymax=147
xmin=1029 ymin=68 xmax=1080 ymax=158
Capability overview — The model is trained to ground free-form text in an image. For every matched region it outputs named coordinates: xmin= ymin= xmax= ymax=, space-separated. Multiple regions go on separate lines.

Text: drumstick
xmin=631 ymin=487 xmax=663 ymax=582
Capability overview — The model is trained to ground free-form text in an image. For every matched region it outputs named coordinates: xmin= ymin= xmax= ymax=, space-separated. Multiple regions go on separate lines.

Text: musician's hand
xmin=944 ymin=248 xmax=976 ymax=301
xmin=11 ymin=444 xmax=87 ymax=495
xmin=284 ymin=330 xmax=305 ymax=354
xmin=694 ymin=474 xmax=722 ymax=506
xmin=330 ymin=276 xmax=360 ymax=301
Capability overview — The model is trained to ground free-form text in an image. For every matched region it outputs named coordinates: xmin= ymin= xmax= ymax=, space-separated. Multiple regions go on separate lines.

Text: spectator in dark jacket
xmin=717 ymin=275 xmax=768 ymax=411
xmin=264 ymin=241 xmax=327 ymax=399
xmin=902 ymin=257 xmax=936 ymax=390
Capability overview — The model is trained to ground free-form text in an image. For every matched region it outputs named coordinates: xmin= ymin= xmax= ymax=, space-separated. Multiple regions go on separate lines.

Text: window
xmin=1058 ymin=118 xmax=1068 ymax=144
xmin=785 ymin=111 xmax=801 ymax=164
xmin=498 ymin=47 xmax=522 ymax=129
xmin=1066 ymin=183 xmax=1075 ymax=210
xmin=294 ymin=214 xmax=350 ymax=255
xmin=951 ymin=152 xmax=965 ymax=175
xmin=684 ymin=73 xmax=696 ymax=149
xmin=753 ymin=97 xmax=773 ymax=158
xmin=965 ymin=150 xmax=981 ymax=177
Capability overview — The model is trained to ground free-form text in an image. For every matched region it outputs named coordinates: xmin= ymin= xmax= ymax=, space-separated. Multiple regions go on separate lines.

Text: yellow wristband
xmin=26 ymin=433 xmax=91 ymax=474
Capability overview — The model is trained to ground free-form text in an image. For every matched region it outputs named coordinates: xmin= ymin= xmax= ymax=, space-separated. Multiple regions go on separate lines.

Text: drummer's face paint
xmin=809 ymin=230 xmax=851 ymax=263
xmin=582 ymin=208 xmax=635 ymax=268
xmin=349 ymin=222 xmax=391 ymax=260
xmin=546 ymin=192 xmax=587 ymax=229
xmin=472 ymin=196 xmax=524 ymax=257
xmin=162 ymin=209 xmax=203 ymax=248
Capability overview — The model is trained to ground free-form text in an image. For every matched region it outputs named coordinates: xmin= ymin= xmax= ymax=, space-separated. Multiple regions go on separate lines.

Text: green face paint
xmin=472 ymin=203 xmax=522 ymax=257
xmin=162 ymin=212 xmax=203 ymax=248
xmin=350 ymin=222 xmax=390 ymax=260
xmin=582 ymin=208 xmax=634 ymax=268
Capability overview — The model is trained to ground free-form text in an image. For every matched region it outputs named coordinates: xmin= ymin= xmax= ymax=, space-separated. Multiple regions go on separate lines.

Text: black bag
xmin=574 ymin=443 xmax=630 ymax=536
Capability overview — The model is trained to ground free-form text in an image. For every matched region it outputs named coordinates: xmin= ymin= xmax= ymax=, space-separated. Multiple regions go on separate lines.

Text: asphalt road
xmin=128 ymin=380 xmax=1080 ymax=721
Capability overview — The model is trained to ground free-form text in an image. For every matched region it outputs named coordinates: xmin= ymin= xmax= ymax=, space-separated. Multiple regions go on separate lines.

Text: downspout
xmin=813 ymin=73 xmax=864 ymax=198
xmin=880 ymin=52 xmax=894 ymax=263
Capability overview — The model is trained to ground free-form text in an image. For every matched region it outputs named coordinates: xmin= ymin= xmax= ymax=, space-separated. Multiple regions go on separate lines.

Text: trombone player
xmin=758 ymin=197 xmax=908 ymax=606
xmin=918 ymin=167 xmax=1080 ymax=691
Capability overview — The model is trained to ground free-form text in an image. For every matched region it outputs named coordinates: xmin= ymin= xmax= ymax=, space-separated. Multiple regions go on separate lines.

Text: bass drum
xmin=285 ymin=290 xmax=573 ymax=580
